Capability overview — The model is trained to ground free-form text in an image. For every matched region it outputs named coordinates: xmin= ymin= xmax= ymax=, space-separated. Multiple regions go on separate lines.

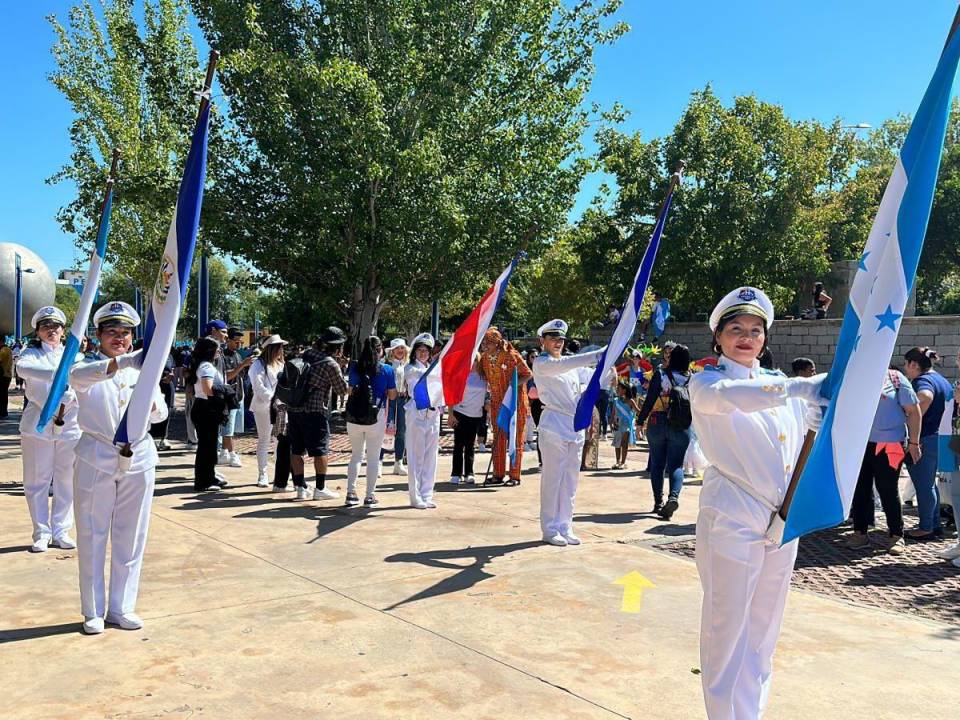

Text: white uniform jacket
xmin=248 ymin=358 xmax=279 ymax=414
xmin=532 ymin=349 xmax=605 ymax=441
xmin=16 ymin=343 xmax=81 ymax=441
xmin=69 ymin=354 xmax=168 ymax=475
xmin=689 ymin=357 xmax=823 ymax=512
xmin=403 ymin=361 xmax=439 ymax=416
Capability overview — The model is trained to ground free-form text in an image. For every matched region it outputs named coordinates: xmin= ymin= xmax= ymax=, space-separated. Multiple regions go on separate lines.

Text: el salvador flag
xmin=774 ymin=24 xmax=960 ymax=545
xmin=114 ymin=103 xmax=211 ymax=446
xmin=575 ymin=180 xmax=678 ymax=431
xmin=37 ymin=166 xmax=115 ymax=433
xmin=497 ymin=367 xmax=519 ymax=467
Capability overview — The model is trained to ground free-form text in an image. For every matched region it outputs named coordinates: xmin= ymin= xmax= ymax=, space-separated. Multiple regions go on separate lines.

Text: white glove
xmin=116 ymin=349 xmax=144 ymax=371
xmin=805 ymin=403 xmax=823 ymax=432
xmin=785 ymin=373 xmax=828 ymax=404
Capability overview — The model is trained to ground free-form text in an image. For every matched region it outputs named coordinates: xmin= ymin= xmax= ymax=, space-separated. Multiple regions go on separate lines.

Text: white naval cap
xmin=537 ymin=319 xmax=568 ymax=337
xmin=93 ymin=300 xmax=141 ymax=329
xmin=411 ymin=332 xmax=435 ymax=349
xmin=709 ymin=286 xmax=774 ymax=331
xmin=31 ymin=306 xmax=67 ymax=329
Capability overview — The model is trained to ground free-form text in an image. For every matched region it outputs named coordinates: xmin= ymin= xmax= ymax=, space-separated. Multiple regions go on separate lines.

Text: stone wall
xmin=590 ymin=315 xmax=960 ymax=381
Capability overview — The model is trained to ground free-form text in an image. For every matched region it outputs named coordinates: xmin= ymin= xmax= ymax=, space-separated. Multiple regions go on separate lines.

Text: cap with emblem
xmin=709 ymin=287 xmax=774 ymax=331
xmin=93 ymin=301 xmax=141 ymax=329
xmin=537 ymin=319 xmax=568 ymax=338
xmin=411 ymin=332 xmax=435 ymax=349
xmin=31 ymin=306 xmax=67 ymax=329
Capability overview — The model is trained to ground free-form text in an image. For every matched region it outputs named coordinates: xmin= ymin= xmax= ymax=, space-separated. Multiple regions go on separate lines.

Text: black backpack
xmin=665 ymin=369 xmax=692 ymax=430
xmin=345 ymin=370 xmax=380 ymax=425
xmin=275 ymin=358 xmax=312 ymax=407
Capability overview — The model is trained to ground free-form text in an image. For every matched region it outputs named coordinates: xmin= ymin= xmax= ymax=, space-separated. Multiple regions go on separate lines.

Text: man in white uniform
xmin=404 ymin=333 xmax=441 ymax=508
xmin=16 ymin=306 xmax=82 ymax=552
xmin=69 ymin=301 xmax=167 ymax=635
xmin=531 ymin=319 xmax=605 ymax=546
xmin=689 ymin=287 xmax=824 ymax=719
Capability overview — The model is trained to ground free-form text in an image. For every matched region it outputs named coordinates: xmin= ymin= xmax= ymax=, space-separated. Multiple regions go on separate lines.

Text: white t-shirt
xmin=194 ymin=361 xmax=222 ymax=399
xmin=453 ymin=370 xmax=487 ymax=418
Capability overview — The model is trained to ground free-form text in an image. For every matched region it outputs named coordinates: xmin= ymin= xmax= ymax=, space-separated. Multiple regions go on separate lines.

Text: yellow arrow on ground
xmin=613 ymin=571 xmax=656 ymax=613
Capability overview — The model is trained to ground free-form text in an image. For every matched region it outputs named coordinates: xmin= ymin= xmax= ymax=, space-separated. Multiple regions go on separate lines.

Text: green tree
xmin=54 ymin=284 xmax=82 ymax=323
xmin=190 ymin=0 xmax=627 ymax=344
xmin=48 ymin=0 xmax=215 ymax=289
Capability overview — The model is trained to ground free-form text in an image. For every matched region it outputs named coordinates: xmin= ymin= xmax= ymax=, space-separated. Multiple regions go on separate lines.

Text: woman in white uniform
xmin=404 ymin=333 xmax=440 ymax=509
xmin=531 ymin=319 xmax=605 ymax=546
xmin=69 ymin=301 xmax=167 ymax=635
xmin=17 ymin=306 xmax=82 ymax=552
xmin=689 ymin=287 xmax=824 ymax=720
xmin=249 ymin=335 xmax=288 ymax=487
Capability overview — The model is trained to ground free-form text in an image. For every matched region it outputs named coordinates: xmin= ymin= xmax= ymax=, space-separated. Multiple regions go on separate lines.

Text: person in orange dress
xmin=478 ymin=328 xmax=531 ymax=486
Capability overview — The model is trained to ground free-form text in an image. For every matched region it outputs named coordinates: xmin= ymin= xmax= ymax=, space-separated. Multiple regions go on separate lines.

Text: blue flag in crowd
xmin=773 ymin=28 xmax=960 ymax=545
xmin=497 ymin=367 xmax=519 ymax=467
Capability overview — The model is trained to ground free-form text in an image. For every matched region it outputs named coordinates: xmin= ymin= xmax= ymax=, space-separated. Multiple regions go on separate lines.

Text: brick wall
xmin=590 ymin=315 xmax=960 ymax=380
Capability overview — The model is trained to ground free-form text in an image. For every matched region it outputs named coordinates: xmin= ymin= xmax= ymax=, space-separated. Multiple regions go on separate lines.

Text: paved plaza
xmin=1 ymin=394 xmax=958 ymax=719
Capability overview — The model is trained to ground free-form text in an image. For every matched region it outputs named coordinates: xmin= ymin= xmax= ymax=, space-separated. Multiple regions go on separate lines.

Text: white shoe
xmin=937 ymin=543 xmax=960 ymax=561
xmin=424 ymin=499 xmax=437 ymax=508
xmin=394 ymin=461 xmax=407 ymax=476
xmin=313 ymin=487 xmax=340 ymax=501
xmin=217 ymin=450 xmax=231 ymax=466
xmin=105 ymin=612 xmax=143 ymax=630
xmin=158 ymin=440 xmax=171 ymax=450
xmin=465 ymin=475 xmax=476 ymax=485
xmin=229 ymin=452 xmax=243 ymax=468
xmin=562 ymin=532 xmax=582 ymax=546
xmin=82 ymin=617 xmax=104 ymax=635
xmin=257 ymin=473 xmax=270 ymax=488
xmin=543 ymin=533 xmax=567 ymax=547
xmin=295 ymin=486 xmax=311 ymax=500
xmin=412 ymin=500 xmax=428 ymax=509
xmin=30 ymin=536 xmax=51 ymax=553
xmin=450 ymin=476 xmax=461 ymax=485
xmin=214 ymin=471 xmax=227 ymax=482
xmin=53 ymin=535 xmax=77 ymax=550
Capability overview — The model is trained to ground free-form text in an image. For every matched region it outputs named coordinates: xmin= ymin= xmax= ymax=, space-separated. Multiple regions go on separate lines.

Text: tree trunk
xmin=350 ymin=273 xmax=383 ymax=356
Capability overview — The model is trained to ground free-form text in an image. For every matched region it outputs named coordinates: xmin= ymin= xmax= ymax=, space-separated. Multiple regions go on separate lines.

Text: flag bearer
xmin=69 ymin=301 xmax=167 ymax=635
xmin=17 ymin=306 xmax=82 ymax=552
xmin=404 ymin=333 xmax=441 ymax=509
xmin=531 ymin=319 xmax=605 ymax=546
xmin=689 ymin=287 xmax=825 ymax=720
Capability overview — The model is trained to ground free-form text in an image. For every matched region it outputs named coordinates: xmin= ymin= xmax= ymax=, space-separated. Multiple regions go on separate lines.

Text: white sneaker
xmin=313 ymin=487 xmax=340 ymax=501
xmin=217 ymin=450 xmax=231 ymax=465
xmin=82 ymin=617 xmax=104 ymax=635
xmin=229 ymin=452 xmax=243 ymax=468
xmin=450 ymin=476 xmax=461 ymax=485
xmin=937 ymin=543 xmax=960 ymax=560
xmin=53 ymin=535 xmax=76 ymax=550
xmin=543 ymin=533 xmax=567 ymax=547
xmin=214 ymin=471 xmax=227 ymax=482
xmin=465 ymin=475 xmax=476 ymax=485
xmin=272 ymin=484 xmax=291 ymax=493
xmin=562 ymin=533 xmax=582 ymax=546
xmin=412 ymin=500 xmax=428 ymax=509
xmin=424 ymin=499 xmax=437 ymax=508
xmin=394 ymin=461 xmax=407 ymax=476
xmin=295 ymin=486 xmax=311 ymax=501
xmin=105 ymin=612 xmax=143 ymax=630
xmin=30 ymin=536 xmax=51 ymax=553
xmin=257 ymin=473 xmax=270 ymax=488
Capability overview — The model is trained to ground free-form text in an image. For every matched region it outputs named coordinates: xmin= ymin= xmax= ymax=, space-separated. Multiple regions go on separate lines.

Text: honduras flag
xmin=114 ymin=103 xmax=211 ymax=446
xmin=774 ymin=24 xmax=960 ymax=545
xmin=651 ymin=297 xmax=670 ymax=338
xmin=36 ymin=162 xmax=116 ymax=433
xmin=575 ymin=180 xmax=678 ymax=431
xmin=497 ymin=367 xmax=519 ymax=467
xmin=414 ymin=253 xmax=523 ymax=410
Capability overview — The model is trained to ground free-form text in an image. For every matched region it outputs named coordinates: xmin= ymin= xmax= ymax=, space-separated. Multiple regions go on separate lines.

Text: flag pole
xmin=777 ymin=5 xmax=960 ymax=525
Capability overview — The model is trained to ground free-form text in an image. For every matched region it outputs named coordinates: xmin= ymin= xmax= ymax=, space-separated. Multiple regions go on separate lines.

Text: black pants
xmin=852 ymin=441 xmax=904 ymax=536
xmin=530 ymin=398 xmax=544 ymax=465
xmin=452 ymin=411 xmax=482 ymax=477
xmin=0 ymin=375 xmax=10 ymax=417
xmin=272 ymin=433 xmax=304 ymax=488
xmin=191 ymin=398 xmax=222 ymax=490
xmin=595 ymin=392 xmax=609 ymax=436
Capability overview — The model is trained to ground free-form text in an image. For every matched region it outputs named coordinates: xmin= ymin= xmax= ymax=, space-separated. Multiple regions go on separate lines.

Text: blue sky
xmin=2 ymin=1 xmax=958 ymax=278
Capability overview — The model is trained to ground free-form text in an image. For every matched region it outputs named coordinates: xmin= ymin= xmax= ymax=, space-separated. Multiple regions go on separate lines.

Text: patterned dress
xmin=479 ymin=346 xmax=531 ymax=481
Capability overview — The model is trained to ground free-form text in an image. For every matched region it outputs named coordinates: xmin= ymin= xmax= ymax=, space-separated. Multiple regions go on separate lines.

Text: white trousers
xmin=406 ymin=409 xmax=439 ymax=504
xmin=347 ymin=420 xmax=386 ymax=498
xmin=253 ymin=407 xmax=273 ymax=474
xmin=695 ymin=473 xmax=798 ymax=720
xmin=22 ymin=435 xmax=77 ymax=541
xmin=538 ymin=429 xmax=583 ymax=537
xmin=73 ymin=460 xmax=155 ymax=619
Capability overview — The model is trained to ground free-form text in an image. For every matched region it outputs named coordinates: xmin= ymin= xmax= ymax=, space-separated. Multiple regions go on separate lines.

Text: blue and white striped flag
xmin=497 ymin=367 xmax=519 ymax=467
xmin=36 ymin=166 xmax=115 ymax=432
xmin=574 ymin=180 xmax=678 ymax=431
xmin=114 ymin=104 xmax=211 ymax=446
xmin=776 ymin=25 xmax=960 ymax=544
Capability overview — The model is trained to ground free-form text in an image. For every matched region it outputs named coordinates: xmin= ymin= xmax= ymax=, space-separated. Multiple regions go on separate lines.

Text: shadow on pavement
xmin=383 ymin=540 xmax=542 ymax=610
xmin=0 ymin=544 xmax=33 ymax=554
xmin=0 ymin=622 xmax=81 ymax=643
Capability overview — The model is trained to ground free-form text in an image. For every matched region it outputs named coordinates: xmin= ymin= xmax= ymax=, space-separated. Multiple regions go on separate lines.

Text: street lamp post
xmin=13 ymin=252 xmax=36 ymax=344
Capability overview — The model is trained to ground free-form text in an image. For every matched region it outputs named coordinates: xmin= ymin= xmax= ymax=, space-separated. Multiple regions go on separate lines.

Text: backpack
xmin=275 ymin=358 xmax=312 ymax=407
xmin=664 ymin=369 xmax=692 ymax=430
xmin=345 ymin=369 xmax=381 ymax=425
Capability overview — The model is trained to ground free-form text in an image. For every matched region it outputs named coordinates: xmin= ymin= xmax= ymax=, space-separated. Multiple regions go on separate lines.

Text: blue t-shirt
xmin=348 ymin=362 xmax=396 ymax=404
xmin=912 ymin=370 xmax=952 ymax=438
xmin=869 ymin=370 xmax=918 ymax=443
